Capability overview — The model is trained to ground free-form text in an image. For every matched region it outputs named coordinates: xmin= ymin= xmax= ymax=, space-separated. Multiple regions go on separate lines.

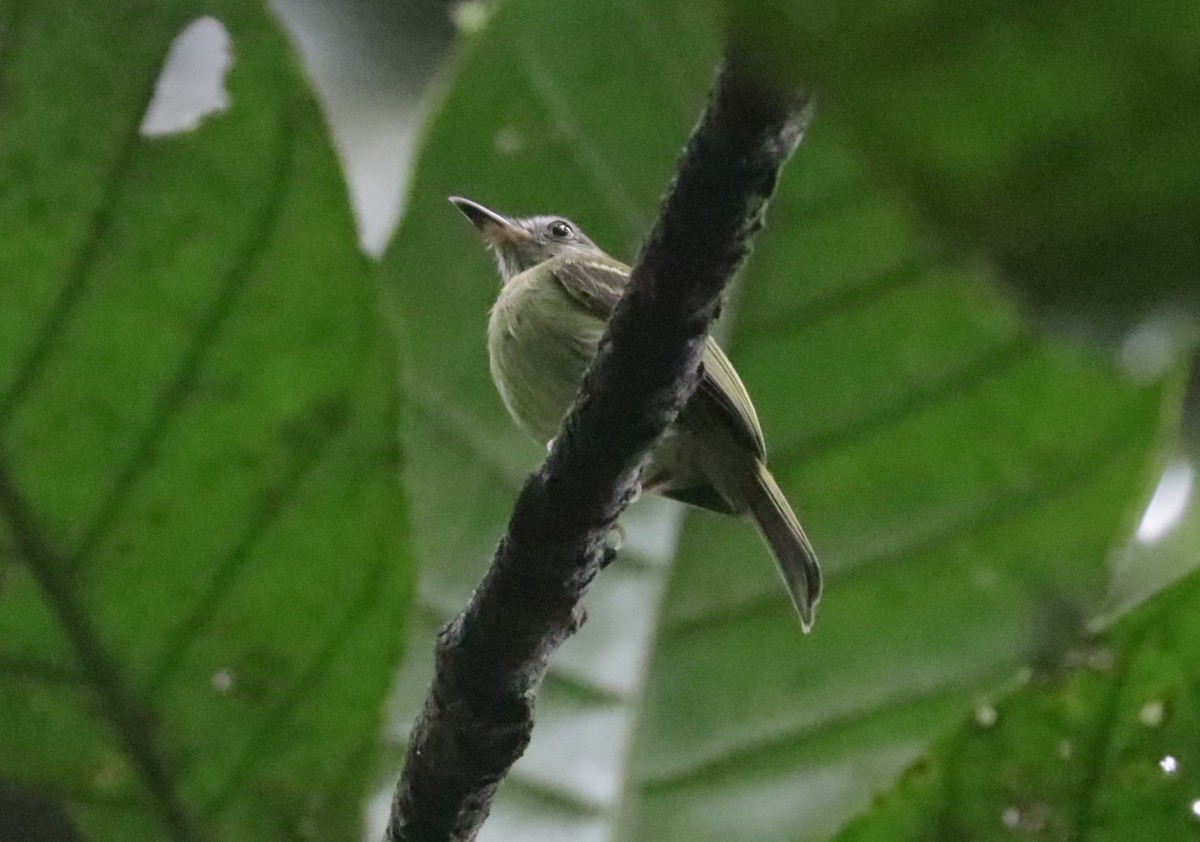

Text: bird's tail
xmin=742 ymin=460 xmax=822 ymax=632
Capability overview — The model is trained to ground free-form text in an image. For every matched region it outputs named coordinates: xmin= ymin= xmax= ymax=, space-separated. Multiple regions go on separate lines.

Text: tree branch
xmin=385 ymin=48 xmax=813 ymax=842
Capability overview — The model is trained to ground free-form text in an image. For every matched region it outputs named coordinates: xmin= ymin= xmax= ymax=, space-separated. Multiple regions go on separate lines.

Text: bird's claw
xmin=602 ymin=523 xmax=625 ymax=567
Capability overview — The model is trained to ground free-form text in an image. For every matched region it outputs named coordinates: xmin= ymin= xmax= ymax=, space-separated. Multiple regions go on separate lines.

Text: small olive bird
xmin=451 ymin=196 xmax=822 ymax=630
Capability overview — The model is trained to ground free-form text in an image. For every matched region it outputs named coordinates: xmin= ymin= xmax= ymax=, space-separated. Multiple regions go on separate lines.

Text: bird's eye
xmin=548 ymin=220 xmax=573 ymax=239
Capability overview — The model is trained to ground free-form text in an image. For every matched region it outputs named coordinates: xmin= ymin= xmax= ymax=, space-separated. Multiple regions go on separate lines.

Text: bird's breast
xmin=487 ymin=269 xmax=605 ymax=445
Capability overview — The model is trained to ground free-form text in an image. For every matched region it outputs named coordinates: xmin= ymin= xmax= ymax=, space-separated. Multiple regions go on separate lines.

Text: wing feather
xmin=698 ymin=337 xmax=766 ymax=459
xmin=551 ymin=257 xmax=766 ymax=459
xmin=550 ymin=258 xmax=627 ymax=317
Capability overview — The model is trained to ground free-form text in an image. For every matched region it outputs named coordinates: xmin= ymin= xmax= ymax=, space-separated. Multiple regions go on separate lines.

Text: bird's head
xmin=450 ymin=196 xmax=602 ymax=283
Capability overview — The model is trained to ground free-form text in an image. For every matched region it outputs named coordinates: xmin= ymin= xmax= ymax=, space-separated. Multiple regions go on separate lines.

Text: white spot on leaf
xmin=974 ymin=704 xmax=998 ymax=728
xmin=1139 ymin=699 xmax=1166 ymax=727
xmin=140 ymin=17 xmax=233 ymax=137
xmin=211 ymin=667 xmax=235 ymax=695
xmin=451 ymin=1 xmax=491 ymax=34
xmin=494 ymin=125 xmax=524 ymax=156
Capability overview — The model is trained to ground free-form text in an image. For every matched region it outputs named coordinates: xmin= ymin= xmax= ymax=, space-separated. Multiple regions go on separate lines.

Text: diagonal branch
xmin=386 ymin=47 xmax=813 ymax=842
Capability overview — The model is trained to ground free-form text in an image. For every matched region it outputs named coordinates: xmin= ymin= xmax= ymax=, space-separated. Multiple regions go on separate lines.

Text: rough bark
xmin=385 ymin=48 xmax=813 ymax=842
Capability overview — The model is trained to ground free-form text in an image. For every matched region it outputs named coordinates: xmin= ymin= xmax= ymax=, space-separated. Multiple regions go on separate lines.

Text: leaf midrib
xmin=0 ymin=44 xmax=302 ymax=839
xmin=0 ymin=453 xmax=200 ymax=841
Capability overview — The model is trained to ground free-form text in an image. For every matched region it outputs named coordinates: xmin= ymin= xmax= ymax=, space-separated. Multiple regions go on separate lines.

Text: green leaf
xmin=836 ymin=567 xmax=1200 ymax=842
xmin=738 ymin=0 xmax=1200 ymax=337
xmin=379 ymin=0 xmax=1180 ymax=839
xmin=1102 ymin=458 xmax=1200 ymax=620
xmin=0 ymin=3 xmax=409 ymax=840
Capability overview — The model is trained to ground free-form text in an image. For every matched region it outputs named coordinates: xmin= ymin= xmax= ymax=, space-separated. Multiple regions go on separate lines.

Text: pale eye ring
xmin=548 ymin=220 xmax=573 ymax=239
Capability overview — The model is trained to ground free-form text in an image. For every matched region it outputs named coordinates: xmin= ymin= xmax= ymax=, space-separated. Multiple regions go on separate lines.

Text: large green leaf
xmin=836 ymin=566 xmax=1200 ymax=842
xmin=379 ymin=0 xmax=1179 ymax=839
xmin=0 ymin=3 xmax=408 ymax=839
xmin=740 ymin=0 xmax=1200 ymax=337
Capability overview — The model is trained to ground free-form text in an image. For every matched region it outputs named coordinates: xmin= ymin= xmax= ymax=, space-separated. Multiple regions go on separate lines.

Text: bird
xmin=450 ymin=196 xmax=822 ymax=631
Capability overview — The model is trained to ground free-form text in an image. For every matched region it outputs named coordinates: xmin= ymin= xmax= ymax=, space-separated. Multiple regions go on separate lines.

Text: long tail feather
xmin=743 ymin=460 xmax=822 ymax=632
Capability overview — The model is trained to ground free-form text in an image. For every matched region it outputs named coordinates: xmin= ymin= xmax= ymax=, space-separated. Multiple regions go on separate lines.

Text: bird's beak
xmin=449 ymin=196 xmax=529 ymax=246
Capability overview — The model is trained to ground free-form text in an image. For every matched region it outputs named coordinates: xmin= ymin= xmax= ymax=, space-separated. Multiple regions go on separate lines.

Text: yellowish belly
xmin=487 ymin=269 xmax=605 ymax=445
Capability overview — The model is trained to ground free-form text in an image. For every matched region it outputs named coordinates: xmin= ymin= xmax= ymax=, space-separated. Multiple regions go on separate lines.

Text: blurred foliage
xmin=379 ymin=0 xmax=1194 ymax=840
xmin=837 ymin=567 xmax=1200 ymax=842
xmin=2 ymin=0 xmax=1197 ymax=840
xmin=0 ymin=2 xmax=408 ymax=840
xmin=737 ymin=0 xmax=1200 ymax=338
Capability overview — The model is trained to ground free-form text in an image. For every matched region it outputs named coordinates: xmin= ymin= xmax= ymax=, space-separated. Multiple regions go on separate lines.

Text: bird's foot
xmin=601 ymin=523 xmax=625 ymax=568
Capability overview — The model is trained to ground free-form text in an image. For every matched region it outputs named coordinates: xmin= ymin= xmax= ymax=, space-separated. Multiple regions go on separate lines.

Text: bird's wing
xmin=552 ymin=258 xmax=766 ymax=460
xmin=550 ymin=258 xmax=628 ymax=318
xmin=698 ymin=337 xmax=767 ymax=459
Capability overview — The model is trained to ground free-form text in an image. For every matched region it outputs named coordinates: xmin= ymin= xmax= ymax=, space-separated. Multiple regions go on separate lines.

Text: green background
xmin=1 ymin=0 xmax=1197 ymax=839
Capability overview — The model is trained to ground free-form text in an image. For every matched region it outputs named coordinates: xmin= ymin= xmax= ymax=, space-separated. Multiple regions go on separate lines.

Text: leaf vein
xmin=509 ymin=38 xmax=647 ymax=239
xmin=147 ymin=380 xmax=355 ymax=699
xmin=202 ymin=533 xmax=396 ymax=818
xmin=68 ymin=105 xmax=303 ymax=574
xmin=667 ymin=416 xmax=1146 ymax=635
xmin=0 ymin=653 xmax=84 ymax=686
xmin=638 ymin=664 xmax=1015 ymax=792
xmin=0 ymin=450 xmax=199 ymax=840
xmin=774 ymin=334 xmax=1035 ymax=462
xmin=0 ymin=68 xmax=159 ymax=426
